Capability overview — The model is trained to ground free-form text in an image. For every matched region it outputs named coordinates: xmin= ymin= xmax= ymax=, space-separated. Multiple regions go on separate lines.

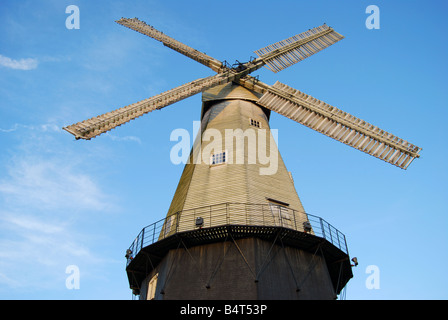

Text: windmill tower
xmin=63 ymin=18 xmax=421 ymax=300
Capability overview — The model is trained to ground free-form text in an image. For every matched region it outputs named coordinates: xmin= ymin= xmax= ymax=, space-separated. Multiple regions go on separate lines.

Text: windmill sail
xmin=116 ymin=18 xmax=223 ymax=73
xmin=63 ymin=73 xmax=232 ymax=140
xmin=256 ymin=81 xmax=421 ymax=169
xmin=64 ymin=17 xmax=421 ymax=169
xmin=254 ymin=24 xmax=344 ymax=73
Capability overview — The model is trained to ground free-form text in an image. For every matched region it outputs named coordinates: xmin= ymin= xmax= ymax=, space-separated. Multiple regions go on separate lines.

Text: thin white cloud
xmin=0 ymin=157 xmax=113 ymax=212
xmin=0 ymin=127 xmax=120 ymax=292
xmin=0 ymin=122 xmax=112 ymax=213
xmin=0 ymin=123 xmax=61 ymax=133
xmin=105 ymin=132 xmax=142 ymax=144
xmin=0 ymin=210 xmax=98 ymax=290
xmin=0 ymin=54 xmax=38 ymax=70
xmin=0 ymin=272 xmax=22 ymax=289
xmin=2 ymin=213 xmax=65 ymax=235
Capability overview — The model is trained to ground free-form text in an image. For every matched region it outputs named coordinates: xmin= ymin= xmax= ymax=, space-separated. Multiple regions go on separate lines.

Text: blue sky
xmin=0 ymin=0 xmax=447 ymax=300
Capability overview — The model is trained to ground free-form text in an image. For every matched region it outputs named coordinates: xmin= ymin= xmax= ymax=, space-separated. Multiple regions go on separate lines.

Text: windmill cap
xmin=202 ymin=82 xmax=262 ymax=103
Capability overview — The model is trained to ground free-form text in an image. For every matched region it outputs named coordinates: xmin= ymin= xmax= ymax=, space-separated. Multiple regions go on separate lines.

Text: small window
xmin=210 ymin=151 xmax=227 ymax=166
xmin=267 ymin=198 xmax=292 ymax=227
xmin=250 ymin=118 xmax=261 ymax=128
xmin=147 ymin=273 xmax=158 ymax=300
xmin=269 ymin=202 xmax=291 ymax=220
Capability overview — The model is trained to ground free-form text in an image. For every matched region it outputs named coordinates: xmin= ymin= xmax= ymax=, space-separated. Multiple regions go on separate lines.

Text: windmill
xmin=64 ymin=18 xmax=421 ymax=300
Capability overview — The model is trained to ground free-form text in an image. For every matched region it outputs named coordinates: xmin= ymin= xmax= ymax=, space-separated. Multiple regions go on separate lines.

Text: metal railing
xmin=126 ymin=203 xmax=348 ymax=265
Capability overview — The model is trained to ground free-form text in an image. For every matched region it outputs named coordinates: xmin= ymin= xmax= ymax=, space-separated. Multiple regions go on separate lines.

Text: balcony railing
xmin=126 ymin=203 xmax=348 ymax=265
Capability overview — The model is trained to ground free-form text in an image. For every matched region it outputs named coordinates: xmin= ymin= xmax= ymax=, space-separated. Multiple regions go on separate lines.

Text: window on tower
xmin=267 ymin=198 xmax=293 ymax=228
xmin=250 ymin=118 xmax=261 ymax=128
xmin=147 ymin=273 xmax=158 ymax=300
xmin=210 ymin=151 xmax=227 ymax=166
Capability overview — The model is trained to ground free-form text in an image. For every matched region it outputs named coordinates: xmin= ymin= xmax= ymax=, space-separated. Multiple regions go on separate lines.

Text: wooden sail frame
xmin=63 ymin=17 xmax=421 ymax=169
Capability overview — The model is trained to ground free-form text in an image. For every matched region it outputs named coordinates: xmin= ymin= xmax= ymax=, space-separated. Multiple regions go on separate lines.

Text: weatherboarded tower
xmin=63 ymin=17 xmax=421 ymax=300
xmin=125 ymin=83 xmax=353 ymax=299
